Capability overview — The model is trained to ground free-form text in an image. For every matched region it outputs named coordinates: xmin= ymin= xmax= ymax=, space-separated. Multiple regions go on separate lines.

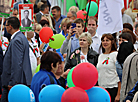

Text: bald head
xmin=67 ymin=11 xmax=77 ymax=21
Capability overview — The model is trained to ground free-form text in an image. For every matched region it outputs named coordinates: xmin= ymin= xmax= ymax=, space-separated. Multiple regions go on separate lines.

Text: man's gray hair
xmin=71 ymin=11 xmax=77 ymax=17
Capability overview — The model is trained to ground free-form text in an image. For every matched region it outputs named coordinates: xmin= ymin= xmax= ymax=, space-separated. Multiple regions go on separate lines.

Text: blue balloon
xmin=86 ymin=87 xmax=111 ymax=102
xmin=39 ymin=84 xmax=65 ymax=102
xmin=8 ymin=84 xmax=35 ymax=102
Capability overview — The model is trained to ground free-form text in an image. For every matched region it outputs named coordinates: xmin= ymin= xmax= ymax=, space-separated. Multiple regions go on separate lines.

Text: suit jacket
xmin=0 ymin=47 xmax=3 ymax=94
xmin=35 ymin=12 xmax=42 ymax=23
xmin=1 ymin=31 xmax=32 ymax=87
xmin=21 ymin=18 xmax=32 ymax=27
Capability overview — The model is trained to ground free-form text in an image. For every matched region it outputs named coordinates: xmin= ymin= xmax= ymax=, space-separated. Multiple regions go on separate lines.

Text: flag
xmin=97 ymin=0 xmax=124 ymax=36
xmin=123 ymin=0 xmax=129 ymax=9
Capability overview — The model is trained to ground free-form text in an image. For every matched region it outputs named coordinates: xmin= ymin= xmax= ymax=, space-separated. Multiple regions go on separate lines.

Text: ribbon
xmin=33 ymin=48 xmax=38 ymax=54
xmin=102 ymin=57 xmax=109 ymax=64
xmin=3 ymin=42 xmax=8 ymax=47
xmin=49 ymin=37 xmax=54 ymax=41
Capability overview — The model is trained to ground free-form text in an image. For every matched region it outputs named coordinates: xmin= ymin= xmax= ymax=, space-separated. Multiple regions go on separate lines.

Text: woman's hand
xmin=61 ymin=69 xmax=70 ymax=79
xmin=8 ymin=85 xmax=13 ymax=90
xmin=114 ymin=82 xmax=121 ymax=102
xmin=67 ymin=26 xmax=74 ymax=40
xmin=114 ymin=95 xmax=120 ymax=102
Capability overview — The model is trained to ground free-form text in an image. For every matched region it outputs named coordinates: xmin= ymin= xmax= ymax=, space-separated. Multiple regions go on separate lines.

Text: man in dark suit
xmin=21 ymin=10 xmax=32 ymax=27
xmin=36 ymin=4 xmax=49 ymax=23
xmin=1 ymin=17 xmax=32 ymax=102
xmin=0 ymin=46 xmax=3 ymax=102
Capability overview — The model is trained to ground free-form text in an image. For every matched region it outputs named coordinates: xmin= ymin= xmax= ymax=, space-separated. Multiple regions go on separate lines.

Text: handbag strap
xmin=125 ymin=54 xmax=138 ymax=95
xmin=120 ymin=63 xmax=123 ymax=69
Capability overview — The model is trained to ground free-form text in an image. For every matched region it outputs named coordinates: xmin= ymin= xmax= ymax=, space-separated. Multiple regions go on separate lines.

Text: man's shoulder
xmin=123 ymin=14 xmax=131 ymax=19
xmin=124 ymin=51 xmax=138 ymax=63
xmin=35 ymin=12 xmax=41 ymax=16
xmin=61 ymin=15 xmax=66 ymax=19
xmin=14 ymin=32 xmax=27 ymax=41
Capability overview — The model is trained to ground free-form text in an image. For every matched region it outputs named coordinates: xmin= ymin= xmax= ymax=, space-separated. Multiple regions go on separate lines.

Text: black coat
xmin=0 ymin=47 xmax=3 ymax=94
xmin=64 ymin=47 xmax=99 ymax=71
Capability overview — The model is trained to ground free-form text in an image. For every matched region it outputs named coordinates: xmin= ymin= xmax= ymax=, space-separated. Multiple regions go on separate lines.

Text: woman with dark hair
xmin=116 ymin=41 xmax=134 ymax=82
xmin=31 ymin=51 xmax=68 ymax=102
xmin=119 ymin=32 xmax=134 ymax=46
xmin=121 ymin=29 xmax=136 ymax=44
xmin=97 ymin=34 xmax=121 ymax=102
xmin=123 ymin=23 xmax=133 ymax=32
xmin=39 ymin=19 xmax=49 ymax=27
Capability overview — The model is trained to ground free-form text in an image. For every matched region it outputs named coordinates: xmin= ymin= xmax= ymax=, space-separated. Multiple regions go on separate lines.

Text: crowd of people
xmin=1 ymin=0 xmax=138 ymax=102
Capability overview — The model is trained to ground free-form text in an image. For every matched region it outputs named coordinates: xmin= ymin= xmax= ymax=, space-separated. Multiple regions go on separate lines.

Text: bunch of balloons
xmin=76 ymin=1 xmax=98 ymax=21
xmin=39 ymin=27 xmax=65 ymax=49
xmin=63 ymin=62 xmax=111 ymax=102
xmin=8 ymin=63 xmax=110 ymax=102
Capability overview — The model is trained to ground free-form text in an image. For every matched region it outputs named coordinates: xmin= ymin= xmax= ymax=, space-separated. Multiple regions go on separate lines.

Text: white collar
xmin=11 ymin=30 xmax=20 ymax=40
xmin=87 ymin=31 xmax=99 ymax=38
xmin=92 ymin=32 xmax=99 ymax=38
xmin=40 ymin=11 xmax=44 ymax=15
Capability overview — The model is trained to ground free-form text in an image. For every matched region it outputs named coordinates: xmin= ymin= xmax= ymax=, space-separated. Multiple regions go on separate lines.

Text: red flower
xmin=80 ymin=55 xmax=85 ymax=60
xmin=75 ymin=50 xmax=80 ymax=54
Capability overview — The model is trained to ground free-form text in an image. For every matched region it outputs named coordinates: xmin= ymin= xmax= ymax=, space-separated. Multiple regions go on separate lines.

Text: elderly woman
xmin=64 ymin=32 xmax=99 ymax=71
xmin=31 ymin=51 xmax=69 ymax=102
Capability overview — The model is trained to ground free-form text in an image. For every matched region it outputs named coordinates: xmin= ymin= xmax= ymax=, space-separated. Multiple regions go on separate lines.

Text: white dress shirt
xmin=89 ymin=32 xmax=102 ymax=54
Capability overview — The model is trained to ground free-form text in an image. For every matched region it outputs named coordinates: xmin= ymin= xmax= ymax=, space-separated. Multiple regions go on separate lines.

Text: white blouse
xmin=80 ymin=51 xmax=88 ymax=63
xmin=96 ymin=51 xmax=120 ymax=88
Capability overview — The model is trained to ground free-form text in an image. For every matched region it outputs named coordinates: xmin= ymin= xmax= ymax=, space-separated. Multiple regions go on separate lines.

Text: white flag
xmin=97 ymin=0 xmax=124 ymax=36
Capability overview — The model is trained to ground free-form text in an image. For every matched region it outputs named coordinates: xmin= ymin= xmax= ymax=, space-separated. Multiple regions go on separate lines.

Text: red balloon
xmin=76 ymin=10 xmax=87 ymax=21
xmin=72 ymin=62 xmax=98 ymax=90
xmin=39 ymin=27 xmax=53 ymax=43
xmin=61 ymin=87 xmax=89 ymax=102
xmin=0 ymin=40 xmax=2 ymax=47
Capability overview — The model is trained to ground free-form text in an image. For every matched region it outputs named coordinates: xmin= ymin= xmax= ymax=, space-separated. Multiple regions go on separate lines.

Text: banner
xmin=19 ymin=4 xmax=34 ymax=32
xmin=97 ymin=0 xmax=123 ymax=36
xmin=0 ymin=0 xmax=13 ymax=17
xmin=132 ymin=0 xmax=138 ymax=12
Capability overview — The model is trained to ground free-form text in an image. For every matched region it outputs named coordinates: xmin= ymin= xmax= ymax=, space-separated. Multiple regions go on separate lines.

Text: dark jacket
xmin=64 ymin=47 xmax=99 ymax=71
xmin=2 ymin=31 xmax=32 ymax=87
xmin=0 ymin=47 xmax=3 ymax=94
xmin=31 ymin=69 xmax=65 ymax=102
